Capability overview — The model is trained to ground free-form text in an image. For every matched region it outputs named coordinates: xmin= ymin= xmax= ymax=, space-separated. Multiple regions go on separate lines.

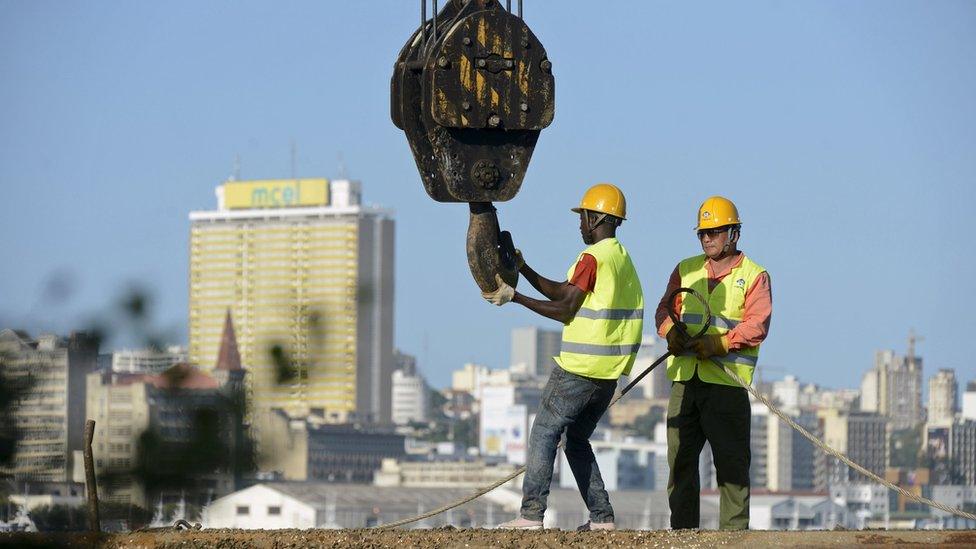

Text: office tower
xmin=927 ymin=369 xmax=958 ymax=426
xmin=949 ymin=420 xmax=976 ymax=485
xmin=0 ymin=329 xmax=98 ymax=488
xmin=816 ymin=408 xmax=887 ymax=486
xmin=510 ymin=326 xmax=561 ymax=378
xmin=860 ymin=333 xmax=923 ymax=430
xmin=391 ymin=351 xmax=428 ymax=425
xmin=189 ymin=178 xmax=394 ymax=422
xmin=963 ymin=382 xmax=976 ymax=421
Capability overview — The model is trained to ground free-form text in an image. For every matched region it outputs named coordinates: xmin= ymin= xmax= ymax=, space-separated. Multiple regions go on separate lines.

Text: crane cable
xmin=375 ymin=287 xmax=976 ymax=528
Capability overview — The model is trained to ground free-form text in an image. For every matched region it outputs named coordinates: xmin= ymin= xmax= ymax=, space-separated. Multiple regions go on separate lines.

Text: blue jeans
xmin=520 ymin=365 xmax=617 ymax=522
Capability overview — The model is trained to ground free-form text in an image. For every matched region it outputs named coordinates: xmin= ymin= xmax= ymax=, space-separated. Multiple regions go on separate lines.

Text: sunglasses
xmin=697 ymin=227 xmax=729 ymax=239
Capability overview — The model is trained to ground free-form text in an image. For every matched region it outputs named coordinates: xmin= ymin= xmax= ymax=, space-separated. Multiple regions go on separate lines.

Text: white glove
xmin=482 ymin=274 xmax=515 ymax=306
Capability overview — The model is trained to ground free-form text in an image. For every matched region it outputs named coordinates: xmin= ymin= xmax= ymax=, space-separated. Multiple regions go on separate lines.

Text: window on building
xmin=268 ymin=506 xmax=281 ymax=516
xmin=236 ymin=505 xmax=249 ymax=516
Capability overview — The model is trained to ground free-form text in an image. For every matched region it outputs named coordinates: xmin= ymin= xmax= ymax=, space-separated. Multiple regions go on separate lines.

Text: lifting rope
xmin=375 ymin=288 xmax=976 ymax=529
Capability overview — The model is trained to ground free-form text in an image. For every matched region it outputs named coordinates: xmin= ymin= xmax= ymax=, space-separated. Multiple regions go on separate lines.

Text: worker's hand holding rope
xmin=692 ymin=334 xmax=729 ymax=358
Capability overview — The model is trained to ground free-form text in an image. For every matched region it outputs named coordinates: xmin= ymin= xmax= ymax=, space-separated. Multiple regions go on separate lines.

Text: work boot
xmin=497 ymin=517 xmax=543 ymax=530
xmin=576 ymin=521 xmax=616 ymax=531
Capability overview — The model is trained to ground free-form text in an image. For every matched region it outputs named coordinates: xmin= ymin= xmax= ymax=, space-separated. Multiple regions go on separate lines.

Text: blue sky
xmin=1 ymin=1 xmax=974 ymax=390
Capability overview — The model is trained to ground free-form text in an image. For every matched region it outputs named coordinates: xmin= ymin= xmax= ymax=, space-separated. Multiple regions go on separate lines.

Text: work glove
xmin=692 ymin=334 xmax=729 ymax=359
xmin=665 ymin=326 xmax=690 ymax=354
xmin=482 ymin=274 xmax=515 ymax=306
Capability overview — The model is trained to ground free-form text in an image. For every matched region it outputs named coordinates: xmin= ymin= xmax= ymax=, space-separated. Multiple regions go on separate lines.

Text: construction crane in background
xmin=391 ymin=0 xmax=554 ymax=292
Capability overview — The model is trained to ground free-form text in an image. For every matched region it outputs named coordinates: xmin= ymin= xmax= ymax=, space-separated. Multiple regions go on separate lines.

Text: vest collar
xmin=706 ymin=251 xmax=745 ymax=279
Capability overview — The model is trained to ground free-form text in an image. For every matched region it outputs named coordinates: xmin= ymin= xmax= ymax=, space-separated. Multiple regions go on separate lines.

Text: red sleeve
xmin=726 ymin=272 xmax=772 ymax=351
xmin=655 ymin=266 xmax=682 ymax=338
xmin=569 ymin=253 xmax=597 ymax=293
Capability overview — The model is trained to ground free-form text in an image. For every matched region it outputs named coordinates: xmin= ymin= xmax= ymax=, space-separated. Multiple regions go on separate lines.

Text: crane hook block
xmin=392 ymin=0 xmax=555 ymax=203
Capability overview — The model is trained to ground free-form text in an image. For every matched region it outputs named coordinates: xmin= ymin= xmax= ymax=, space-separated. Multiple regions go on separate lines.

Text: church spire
xmin=215 ymin=309 xmax=242 ymax=372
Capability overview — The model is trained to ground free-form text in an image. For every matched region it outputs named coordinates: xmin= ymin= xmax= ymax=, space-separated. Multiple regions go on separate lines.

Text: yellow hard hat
xmin=696 ymin=196 xmax=741 ymax=230
xmin=572 ymin=183 xmax=626 ymax=220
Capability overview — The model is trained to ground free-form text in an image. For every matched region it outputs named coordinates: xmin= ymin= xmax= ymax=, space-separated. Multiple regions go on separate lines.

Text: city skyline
xmin=2 ymin=1 xmax=976 ymax=391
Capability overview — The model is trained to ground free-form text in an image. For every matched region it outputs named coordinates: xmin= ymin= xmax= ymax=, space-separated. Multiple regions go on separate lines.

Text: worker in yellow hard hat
xmin=483 ymin=183 xmax=644 ymax=531
xmin=654 ymin=196 xmax=772 ymax=530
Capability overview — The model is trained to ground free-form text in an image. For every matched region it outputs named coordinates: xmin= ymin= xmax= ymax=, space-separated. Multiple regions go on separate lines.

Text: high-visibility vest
xmin=666 ymin=253 xmax=766 ymax=387
xmin=554 ymin=237 xmax=644 ymax=380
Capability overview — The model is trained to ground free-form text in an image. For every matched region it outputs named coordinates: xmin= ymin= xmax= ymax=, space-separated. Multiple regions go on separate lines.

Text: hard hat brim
xmin=572 ymin=207 xmax=626 ymax=220
xmin=694 ymin=221 xmax=742 ymax=230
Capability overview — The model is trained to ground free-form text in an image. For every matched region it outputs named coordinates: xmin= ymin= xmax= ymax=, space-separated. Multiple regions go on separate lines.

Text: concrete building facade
xmin=111 ymin=346 xmax=188 ymax=374
xmin=817 ymin=409 xmax=887 ymax=487
xmin=860 ymin=337 xmax=923 ymax=430
xmin=927 ymin=369 xmax=958 ymax=426
xmin=0 ymin=329 xmax=98 ymax=487
xmin=963 ymin=381 xmax=976 ymax=421
xmin=509 ymin=327 xmax=561 ymax=379
xmin=391 ymin=351 xmax=428 ymax=425
xmin=254 ymin=410 xmax=405 ymax=483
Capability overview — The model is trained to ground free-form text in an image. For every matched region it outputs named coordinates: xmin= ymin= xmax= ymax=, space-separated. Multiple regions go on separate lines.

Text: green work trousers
xmin=667 ymin=373 xmax=751 ymax=530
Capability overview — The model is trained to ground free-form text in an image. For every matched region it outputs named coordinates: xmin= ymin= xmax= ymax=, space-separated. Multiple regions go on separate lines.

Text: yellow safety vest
xmin=666 ymin=253 xmax=766 ymax=387
xmin=554 ymin=237 xmax=644 ymax=380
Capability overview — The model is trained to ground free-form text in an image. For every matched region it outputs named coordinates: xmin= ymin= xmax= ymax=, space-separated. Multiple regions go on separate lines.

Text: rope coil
xmin=375 ymin=288 xmax=976 ymax=528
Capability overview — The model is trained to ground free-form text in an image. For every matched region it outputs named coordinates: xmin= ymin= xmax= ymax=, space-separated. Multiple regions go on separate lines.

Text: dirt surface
xmin=2 ymin=528 xmax=975 ymax=548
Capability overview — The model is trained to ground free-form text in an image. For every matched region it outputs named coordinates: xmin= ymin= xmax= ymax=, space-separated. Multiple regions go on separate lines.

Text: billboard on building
xmin=222 ymin=179 xmax=329 ymax=209
xmin=927 ymin=426 xmax=949 ymax=459
xmin=505 ymin=404 xmax=528 ymax=465
xmin=479 ymin=385 xmax=515 ymax=457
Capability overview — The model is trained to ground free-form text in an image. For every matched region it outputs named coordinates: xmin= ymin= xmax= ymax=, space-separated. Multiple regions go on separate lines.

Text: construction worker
xmin=482 ymin=183 xmax=644 ymax=531
xmin=655 ymin=196 xmax=772 ymax=530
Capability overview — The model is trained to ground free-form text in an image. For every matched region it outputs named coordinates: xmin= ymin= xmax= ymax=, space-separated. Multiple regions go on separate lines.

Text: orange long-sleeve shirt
xmin=655 ymin=253 xmax=772 ymax=351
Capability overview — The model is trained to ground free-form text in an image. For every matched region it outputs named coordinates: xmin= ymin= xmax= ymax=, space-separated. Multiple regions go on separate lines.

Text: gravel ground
xmin=2 ymin=528 xmax=975 ymax=548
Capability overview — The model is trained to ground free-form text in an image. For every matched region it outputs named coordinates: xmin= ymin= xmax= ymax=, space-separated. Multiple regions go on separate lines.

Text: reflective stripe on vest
xmin=676 ymin=351 xmax=758 ymax=366
xmin=555 ymin=237 xmax=644 ymax=380
xmin=561 ymin=341 xmax=643 ymax=356
xmin=679 ymin=312 xmax=740 ymax=330
xmin=666 ymin=253 xmax=766 ymax=387
xmin=576 ymin=307 xmax=645 ymax=321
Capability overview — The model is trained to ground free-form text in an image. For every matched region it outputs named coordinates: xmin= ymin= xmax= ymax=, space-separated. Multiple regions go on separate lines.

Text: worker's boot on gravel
xmin=576 ymin=521 xmax=616 ymax=531
xmin=498 ymin=517 xmax=543 ymax=530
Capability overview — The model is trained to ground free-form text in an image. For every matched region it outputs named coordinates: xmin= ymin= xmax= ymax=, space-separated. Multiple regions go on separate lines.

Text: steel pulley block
xmin=392 ymin=0 xmax=554 ymax=203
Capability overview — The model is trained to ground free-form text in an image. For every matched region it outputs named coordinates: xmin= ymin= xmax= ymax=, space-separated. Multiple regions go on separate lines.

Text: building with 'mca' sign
xmin=188 ymin=178 xmax=394 ymax=423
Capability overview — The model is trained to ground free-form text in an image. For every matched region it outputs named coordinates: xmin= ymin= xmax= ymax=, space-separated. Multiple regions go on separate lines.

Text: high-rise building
xmin=750 ymin=402 xmax=770 ymax=490
xmin=816 ymin=408 xmax=887 ymax=488
xmin=772 ymin=375 xmax=801 ymax=416
xmin=111 ymin=346 xmax=188 ymax=374
xmin=758 ymin=405 xmax=818 ymax=492
xmin=510 ymin=326 xmax=561 ymax=378
xmin=927 ymin=369 xmax=958 ymax=426
xmin=0 ymin=329 xmax=98 ymax=488
xmin=189 ymin=178 xmax=394 ymax=422
xmin=859 ymin=333 xmax=923 ymax=430
xmin=949 ymin=420 xmax=976 ymax=486
xmin=391 ymin=351 xmax=428 ymax=425
xmin=963 ymin=382 xmax=976 ymax=421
